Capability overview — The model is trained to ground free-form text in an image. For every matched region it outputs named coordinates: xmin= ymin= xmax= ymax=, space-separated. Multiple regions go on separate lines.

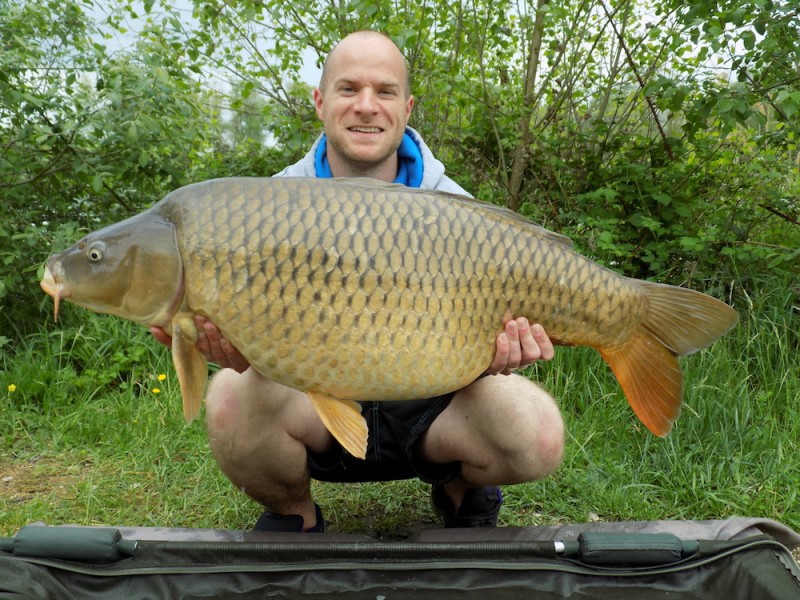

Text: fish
xmin=40 ymin=177 xmax=739 ymax=458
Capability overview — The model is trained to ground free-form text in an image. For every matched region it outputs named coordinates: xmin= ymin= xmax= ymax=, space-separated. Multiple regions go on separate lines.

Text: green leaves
xmin=1 ymin=0 xmax=797 ymax=339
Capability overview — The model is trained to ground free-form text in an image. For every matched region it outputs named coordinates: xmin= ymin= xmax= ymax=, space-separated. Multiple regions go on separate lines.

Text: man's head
xmin=319 ymin=31 xmax=411 ymax=98
xmin=313 ymin=30 xmax=414 ymax=180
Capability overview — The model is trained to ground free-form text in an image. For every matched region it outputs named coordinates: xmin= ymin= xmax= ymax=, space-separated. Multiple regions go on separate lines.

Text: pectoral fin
xmin=307 ymin=391 xmax=368 ymax=459
xmin=171 ymin=313 xmax=208 ymax=422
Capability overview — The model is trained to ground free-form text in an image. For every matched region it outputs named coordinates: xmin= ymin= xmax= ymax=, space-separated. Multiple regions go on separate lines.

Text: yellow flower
xmin=152 ymin=388 xmax=161 ymax=394
xmin=7 ymin=384 xmax=16 ymax=393
xmin=157 ymin=374 xmax=166 ymax=382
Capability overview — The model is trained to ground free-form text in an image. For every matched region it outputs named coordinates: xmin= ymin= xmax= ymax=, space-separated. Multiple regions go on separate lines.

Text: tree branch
xmin=600 ymin=1 xmax=675 ymax=160
xmin=507 ymin=0 xmax=550 ymax=212
xmin=760 ymin=203 xmax=799 ymax=226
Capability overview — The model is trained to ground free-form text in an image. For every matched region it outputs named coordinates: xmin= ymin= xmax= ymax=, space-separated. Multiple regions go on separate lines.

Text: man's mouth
xmin=348 ymin=126 xmax=383 ymax=133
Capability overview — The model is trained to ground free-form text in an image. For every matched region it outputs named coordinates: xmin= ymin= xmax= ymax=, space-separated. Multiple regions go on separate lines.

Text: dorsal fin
xmin=337 ymin=177 xmax=574 ymax=248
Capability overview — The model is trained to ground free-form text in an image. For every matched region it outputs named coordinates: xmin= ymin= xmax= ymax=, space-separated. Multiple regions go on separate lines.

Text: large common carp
xmin=41 ymin=177 xmax=738 ymax=458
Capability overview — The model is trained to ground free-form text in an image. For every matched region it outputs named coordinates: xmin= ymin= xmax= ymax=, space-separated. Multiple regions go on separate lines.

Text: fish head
xmin=40 ymin=212 xmax=184 ymax=327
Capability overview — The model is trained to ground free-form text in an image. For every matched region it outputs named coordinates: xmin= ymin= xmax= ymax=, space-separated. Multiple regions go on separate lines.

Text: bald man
xmin=152 ymin=31 xmax=564 ymax=532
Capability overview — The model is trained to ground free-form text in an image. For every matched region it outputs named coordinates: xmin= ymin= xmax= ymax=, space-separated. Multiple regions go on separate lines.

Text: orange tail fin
xmin=600 ymin=281 xmax=738 ymax=436
xmin=600 ymin=331 xmax=682 ymax=436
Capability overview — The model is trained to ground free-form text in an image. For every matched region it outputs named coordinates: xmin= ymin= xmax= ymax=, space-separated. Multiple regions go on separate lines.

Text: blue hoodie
xmin=273 ymin=127 xmax=471 ymax=197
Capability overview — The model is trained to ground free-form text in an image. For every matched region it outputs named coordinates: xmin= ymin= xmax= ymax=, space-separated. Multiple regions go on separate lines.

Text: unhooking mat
xmin=1 ymin=517 xmax=799 ymax=599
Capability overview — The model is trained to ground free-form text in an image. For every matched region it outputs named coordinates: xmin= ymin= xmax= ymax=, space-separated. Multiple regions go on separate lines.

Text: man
xmin=152 ymin=30 xmax=564 ymax=532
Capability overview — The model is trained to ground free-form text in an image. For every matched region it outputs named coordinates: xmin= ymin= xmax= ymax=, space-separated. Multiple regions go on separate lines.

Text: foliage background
xmin=0 ymin=0 xmax=798 ymax=533
xmin=2 ymin=0 xmax=798 ymax=336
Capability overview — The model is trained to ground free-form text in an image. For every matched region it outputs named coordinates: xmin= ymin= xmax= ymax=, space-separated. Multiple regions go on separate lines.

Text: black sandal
xmin=431 ymin=485 xmax=503 ymax=528
xmin=253 ymin=503 xmax=326 ymax=532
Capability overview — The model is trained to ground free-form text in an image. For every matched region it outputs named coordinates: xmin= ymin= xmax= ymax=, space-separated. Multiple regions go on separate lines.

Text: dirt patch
xmin=0 ymin=455 xmax=93 ymax=535
xmin=1 ymin=456 xmax=81 ymax=503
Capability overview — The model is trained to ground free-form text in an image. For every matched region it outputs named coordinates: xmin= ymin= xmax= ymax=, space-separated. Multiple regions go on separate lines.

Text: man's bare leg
xmin=418 ymin=373 xmax=564 ymax=509
xmin=205 ymin=369 xmax=563 ymax=529
xmin=205 ymin=368 xmax=334 ymax=530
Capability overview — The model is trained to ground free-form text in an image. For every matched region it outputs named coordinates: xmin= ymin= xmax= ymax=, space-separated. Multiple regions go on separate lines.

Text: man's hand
xmin=149 ymin=315 xmax=251 ymax=373
xmin=485 ymin=317 xmax=554 ymax=375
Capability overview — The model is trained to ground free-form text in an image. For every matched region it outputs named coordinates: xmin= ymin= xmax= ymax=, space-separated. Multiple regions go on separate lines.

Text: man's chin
xmin=342 ymin=147 xmax=396 ymax=168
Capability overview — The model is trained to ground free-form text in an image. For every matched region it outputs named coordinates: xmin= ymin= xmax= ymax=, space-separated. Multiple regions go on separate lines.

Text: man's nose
xmin=353 ymin=89 xmax=379 ymax=113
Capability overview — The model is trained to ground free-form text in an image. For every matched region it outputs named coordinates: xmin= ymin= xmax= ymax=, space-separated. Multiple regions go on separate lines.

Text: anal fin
xmin=307 ymin=391 xmax=368 ymax=459
xmin=171 ymin=312 xmax=208 ymax=422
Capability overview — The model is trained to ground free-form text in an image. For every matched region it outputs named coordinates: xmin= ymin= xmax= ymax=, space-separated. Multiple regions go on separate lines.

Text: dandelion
xmin=7 ymin=384 xmax=16 ymax=393
xmin=150 ymin=373 xmax=166 ymax=394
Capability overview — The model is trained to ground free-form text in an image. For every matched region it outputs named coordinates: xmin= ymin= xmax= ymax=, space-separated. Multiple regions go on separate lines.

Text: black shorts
xmin=307 ymin=393 xmax=460 ymax=485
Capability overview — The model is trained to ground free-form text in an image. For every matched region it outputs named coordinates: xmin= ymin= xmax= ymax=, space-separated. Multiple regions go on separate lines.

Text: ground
xmin=2 ymin=456 xmax=79 ymax=522
xmin=3 ymin=455 xmax=799 ymax=567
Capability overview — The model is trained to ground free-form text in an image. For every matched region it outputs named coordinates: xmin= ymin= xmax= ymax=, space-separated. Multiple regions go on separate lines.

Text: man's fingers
xmin=149 ymin=326 xmax=172 ymax=348
xmin=486 ymin=332 xmax=510 ymax=375
xmin=485 ymin=319 xmax=556 ymax=376
xmin=197 ymin=316 xmax=251 ymax=373
xmin=203 ymin=320 xmax=228 ymax=364
xmin=503 ymin=318 xmax=522 ymax=374
xmin=531 ymin=323 xmax=554 ymax=361
xmin=516 ymin=317 xmax=543 ymax=366
xmin=151 ymin=317 xmax=250 ymax=373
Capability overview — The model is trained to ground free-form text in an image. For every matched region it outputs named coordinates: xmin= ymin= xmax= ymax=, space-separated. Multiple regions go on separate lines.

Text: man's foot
xmin=253 ymin=503 xmax=326 ymax=532
xmin=431 ymin=485 xmax=503 ymax=528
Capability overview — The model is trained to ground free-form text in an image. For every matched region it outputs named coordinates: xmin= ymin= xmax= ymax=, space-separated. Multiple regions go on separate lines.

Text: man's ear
xmin=313 ymin=88 xmax=325 ymax=120
xmin=405 ymin=95 xmax=415 ymax=121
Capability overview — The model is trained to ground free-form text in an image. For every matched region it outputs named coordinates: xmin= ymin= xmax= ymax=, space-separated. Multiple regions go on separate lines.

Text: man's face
xmin=314 ymin=35 xmax=414 ymax=175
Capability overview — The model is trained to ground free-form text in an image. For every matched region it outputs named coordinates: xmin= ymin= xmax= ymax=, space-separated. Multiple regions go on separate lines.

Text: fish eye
xmin=86 ymin=242 xmax=106 ymax=262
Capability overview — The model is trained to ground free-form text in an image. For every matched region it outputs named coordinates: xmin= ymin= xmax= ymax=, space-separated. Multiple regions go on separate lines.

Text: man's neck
xmin=327 ymin=152 xmax=398 ymax=183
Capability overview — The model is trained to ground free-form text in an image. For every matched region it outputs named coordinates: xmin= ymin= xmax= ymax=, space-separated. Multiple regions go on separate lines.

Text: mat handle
xmin=1 ymin=525 xmax=137 ymax=562
xmin=556 ymin=532 xmax=699 ymax=566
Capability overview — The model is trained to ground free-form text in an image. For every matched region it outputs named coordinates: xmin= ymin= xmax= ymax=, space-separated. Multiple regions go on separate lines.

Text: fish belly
xmin=170 ymin=178 xmax=643 ymax=400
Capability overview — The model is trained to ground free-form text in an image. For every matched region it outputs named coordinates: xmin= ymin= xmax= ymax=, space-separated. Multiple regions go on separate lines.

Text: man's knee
xmin=456 ymin=375 xmax=564 ymax=483
xmin=205 ymin=368 xmax=244 ymax=436
xmin=205 ymin=370 xmax=334 ymax=457
xmin=497 ymin=384 xmax=564 ymax=481
xmin=529 ymin=400 xmax=564 ymax=477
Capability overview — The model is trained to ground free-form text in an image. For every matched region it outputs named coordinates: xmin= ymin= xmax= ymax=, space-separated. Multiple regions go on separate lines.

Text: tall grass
xmin=1 ymin=281 xmax=798 ymax=536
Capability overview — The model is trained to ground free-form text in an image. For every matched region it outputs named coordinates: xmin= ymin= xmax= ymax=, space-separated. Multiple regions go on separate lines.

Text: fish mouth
xmin=40 ymin=264 xmax=68 ymax=322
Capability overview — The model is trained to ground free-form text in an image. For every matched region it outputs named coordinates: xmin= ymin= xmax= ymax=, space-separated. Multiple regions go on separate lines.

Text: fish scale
xmin=172 ymin=180 xmax=514 ymax=397
xmin=41 ymin=177 xmax=738 ymax=459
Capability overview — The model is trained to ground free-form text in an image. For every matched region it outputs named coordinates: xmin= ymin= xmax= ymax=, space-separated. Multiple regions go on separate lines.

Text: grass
xmin=1 ymin=281 xmax=798 ymax=537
